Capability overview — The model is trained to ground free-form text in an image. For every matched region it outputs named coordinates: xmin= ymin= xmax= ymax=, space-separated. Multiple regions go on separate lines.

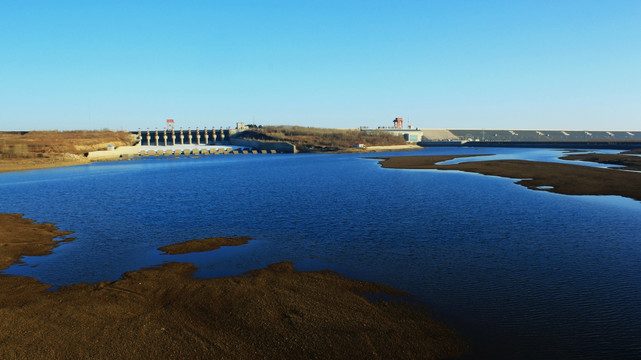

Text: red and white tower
xmin=393 ymin=117 xmax=403 ymax=129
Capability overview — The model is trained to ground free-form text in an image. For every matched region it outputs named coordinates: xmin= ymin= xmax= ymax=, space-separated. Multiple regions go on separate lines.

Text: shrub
xmin=236 ymin=126 xmax=406 ymax=151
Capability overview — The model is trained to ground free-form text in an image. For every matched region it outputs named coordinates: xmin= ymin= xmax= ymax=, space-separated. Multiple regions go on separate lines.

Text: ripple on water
xmin=1 ymin=149 xmax=640 ymax=360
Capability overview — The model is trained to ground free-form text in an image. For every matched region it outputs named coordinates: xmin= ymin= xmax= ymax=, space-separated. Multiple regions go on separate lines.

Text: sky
xmin=1 ymin=0 xmax=639 ymax=131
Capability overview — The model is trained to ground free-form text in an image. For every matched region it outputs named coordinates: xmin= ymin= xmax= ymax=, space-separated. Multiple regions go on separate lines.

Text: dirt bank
xmin=0 ymin=214 xmax=465 ymax=359
xmin=235 ymin=126 xmax=408 ymax=153
xmin=0 ymin=158 xmax=90 ymax=173
xmin=0 ymin=130 xmax=135 ymax=173
xmin=377 ymin=155 xmax=641 ymax=202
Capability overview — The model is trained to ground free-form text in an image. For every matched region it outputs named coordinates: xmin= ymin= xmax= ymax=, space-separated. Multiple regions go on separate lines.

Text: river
xmin=1 ymin=147 xmax=640 ymax=359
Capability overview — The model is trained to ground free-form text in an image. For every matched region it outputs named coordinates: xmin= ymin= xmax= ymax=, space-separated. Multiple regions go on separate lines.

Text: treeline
xmin=237 ymin=126 xmax=406 ymax=151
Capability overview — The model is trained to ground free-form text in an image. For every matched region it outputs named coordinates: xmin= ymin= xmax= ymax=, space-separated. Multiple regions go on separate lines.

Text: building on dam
xmin=360 ymin=117 xmax=424 ymax=143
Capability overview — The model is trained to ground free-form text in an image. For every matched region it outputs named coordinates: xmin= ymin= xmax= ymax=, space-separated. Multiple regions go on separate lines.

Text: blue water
xmin=1 ymin=147 xmax=640 ymax=360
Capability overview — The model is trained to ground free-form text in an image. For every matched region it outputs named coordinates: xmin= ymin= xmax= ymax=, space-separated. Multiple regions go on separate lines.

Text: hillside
xmin=0 ymin=130 xmax=136 ymax=172
xmin=235 ymin=126 xmax=407 ymax=152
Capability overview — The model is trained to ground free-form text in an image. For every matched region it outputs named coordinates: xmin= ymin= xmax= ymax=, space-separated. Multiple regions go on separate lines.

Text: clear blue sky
xmin=1 ymin=0 xmax=639 ymax=131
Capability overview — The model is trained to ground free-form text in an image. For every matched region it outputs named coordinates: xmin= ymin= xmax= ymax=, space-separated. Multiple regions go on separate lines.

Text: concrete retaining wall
xmin=87 ymin=145 xmax=140 ymax=160
xmin=229 ymin=138 xmax=297 ymax=153
xmin=87 ymin=140 xmax=293 ymax=161
xmin=421 ymin=129 xmax=459 ymax=141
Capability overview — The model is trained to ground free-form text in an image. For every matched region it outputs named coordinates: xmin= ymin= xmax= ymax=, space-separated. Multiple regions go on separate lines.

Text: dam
xmin=87 ymin=127 xmax=295 ymax=160
xmin=418 ymin=129 xmax=641 ymax=149
xmin=137 ymin=127 xmax=237 ymax=147
xmin=361 ymin=119 xmax=641 ymax=149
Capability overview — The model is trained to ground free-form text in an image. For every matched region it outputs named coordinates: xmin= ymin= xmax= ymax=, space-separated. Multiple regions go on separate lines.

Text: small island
xmin=158 ymin=236 xmax=251 ymax=255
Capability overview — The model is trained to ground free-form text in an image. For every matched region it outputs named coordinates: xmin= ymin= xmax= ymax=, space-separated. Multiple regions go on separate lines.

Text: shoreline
xmin=376 ymin=154 xmax=641 ymax=202
xmin=4 ymin=145 xmax=639 ymax=174
xmin=0 ymin=145 xmax=425 ymax=173
xmin=360 ymin=144 xmax=424 ymax=152
xmin=0 ymin=214 xmax=466 ymax=359
xmin=0 ymin=158 xmax=91 ymax=173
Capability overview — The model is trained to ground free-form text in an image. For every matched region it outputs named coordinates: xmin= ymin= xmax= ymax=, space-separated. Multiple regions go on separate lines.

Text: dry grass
xmin=237 ymin=126 xmax=407 ymax=152
xmin=0 ymin=130 xmax=135 ymax=159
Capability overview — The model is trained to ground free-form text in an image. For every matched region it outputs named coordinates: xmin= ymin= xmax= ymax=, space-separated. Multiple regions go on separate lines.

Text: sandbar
xmin=560 ymin=152 xmax=641 ymax=171
xmin=377 ymin=154 xmax=641 ymax=202
xmin=0 ymin=214 xmax=465 ymax=359
xmin=159 ymin=237 xmax=251 ymax=254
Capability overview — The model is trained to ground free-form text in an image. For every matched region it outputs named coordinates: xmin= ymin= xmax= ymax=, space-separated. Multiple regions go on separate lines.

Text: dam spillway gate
xmin=137 ymin=128 xmax=234 ymax=147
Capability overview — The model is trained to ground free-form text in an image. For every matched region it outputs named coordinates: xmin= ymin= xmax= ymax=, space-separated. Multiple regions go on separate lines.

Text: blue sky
xmin=1 ymin=1 xmax=639 ymax=131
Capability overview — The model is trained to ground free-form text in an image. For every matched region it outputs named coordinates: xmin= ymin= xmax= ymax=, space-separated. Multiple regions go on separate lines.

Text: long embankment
xmin=419 ymin=140 xmax=641 ymax=150
xmin=376 ymin=153 xmax=641 ymax=202
xmin=420 ymin=128 xmax=641 ymax=149
xmin=0 ymin=214 xmax=466 ymax=359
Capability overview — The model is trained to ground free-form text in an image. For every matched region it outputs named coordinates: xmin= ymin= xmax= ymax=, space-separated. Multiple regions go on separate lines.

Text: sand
xmin=0 ymin=214 xmax=465 ymax=359
xmin=376 ymin=154 xmax=641 ymax=201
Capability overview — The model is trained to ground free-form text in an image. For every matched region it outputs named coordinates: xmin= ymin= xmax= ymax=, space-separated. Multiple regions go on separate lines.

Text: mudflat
xmin=0 ymin=214 xmax=74 ymax=268
xmin=560 ymin=152 xmax=641 ymax=171
xmin=158 ymin=237 xmax=251 ymax=254
xmin=0 ymin=214 xmax=465 ymax=359
xmin=377 ymin=154 xmax=641 ymax=202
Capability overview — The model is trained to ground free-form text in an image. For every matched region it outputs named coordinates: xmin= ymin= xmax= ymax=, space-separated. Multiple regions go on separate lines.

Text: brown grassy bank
xmin=377 ymin=154 xmax=641 ymax=202
xmin=0 ymin=214 xmax=465 ymax=359
xmin=236 ymin=126 xmax=407 ymax=152
xmin=0 ymin=130 xmax=135 ymax=172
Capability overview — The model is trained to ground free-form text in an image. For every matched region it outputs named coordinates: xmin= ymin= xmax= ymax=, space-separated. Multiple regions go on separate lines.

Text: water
xmin=1 ymin=147 xmax=640 ymax=359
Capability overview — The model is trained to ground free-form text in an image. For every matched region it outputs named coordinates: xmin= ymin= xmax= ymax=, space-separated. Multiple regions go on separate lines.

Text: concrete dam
xmin=419 ymin=129 xmax=641 ymax=149
xmin=137 ymin=128 xmax=236 ymax=147
xmin=133 ymin=128 xmax=295 ymax=153
xmin=87 ymin=128 xmax=295 ymax=161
